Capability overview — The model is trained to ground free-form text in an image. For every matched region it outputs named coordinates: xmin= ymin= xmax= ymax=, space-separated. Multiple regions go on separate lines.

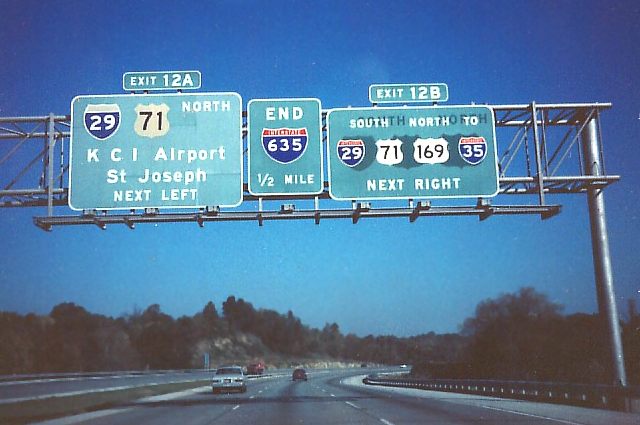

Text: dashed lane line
xmin=345 ymin=401 xmax=360 ymax=409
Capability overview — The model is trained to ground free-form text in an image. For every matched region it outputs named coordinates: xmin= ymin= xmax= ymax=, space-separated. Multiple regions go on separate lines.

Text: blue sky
xmin=0 ymin=0 xmax=639 ymax=336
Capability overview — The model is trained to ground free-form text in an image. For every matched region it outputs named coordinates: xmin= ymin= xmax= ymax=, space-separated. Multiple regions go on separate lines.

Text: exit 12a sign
xmin=247 ymin=98 xmax=323 ymax=196
xmin=123 ymin=70 xmax=202 ymax=91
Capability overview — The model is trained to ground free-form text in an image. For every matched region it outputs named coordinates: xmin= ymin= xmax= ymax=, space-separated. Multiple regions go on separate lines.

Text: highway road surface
xmin=20 ymin=369 xmax=638 ymax=425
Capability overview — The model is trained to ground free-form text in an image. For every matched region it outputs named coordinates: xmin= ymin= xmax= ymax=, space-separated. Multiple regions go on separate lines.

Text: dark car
xmin=292 ymin=368 xmax=307 ymax=381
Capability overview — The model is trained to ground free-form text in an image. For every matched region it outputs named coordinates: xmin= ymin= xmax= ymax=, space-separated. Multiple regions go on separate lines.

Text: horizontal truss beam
xmin=33 ymin=204 xmax=562 ymax=231
xmin=0 ymin=176 xmax=620 ymax=209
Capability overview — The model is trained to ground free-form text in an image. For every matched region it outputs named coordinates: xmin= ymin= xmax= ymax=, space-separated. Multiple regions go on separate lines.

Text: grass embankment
xmin=0 ymin=379 xmax=209 ymax=425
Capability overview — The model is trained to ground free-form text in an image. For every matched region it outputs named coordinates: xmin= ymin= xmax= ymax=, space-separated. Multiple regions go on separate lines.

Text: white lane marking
xmin=258 ymin=390 xmax=263 ymax=394
xmin=380 ymin=419 xmax=395 ymax=425
xmin=249 ymin=395 xmax=256 ymax=399
xmin=345 ymin=401 xmax=360 ymax=409
xmin=232 ymin=404 xmax=240 ymax=410
xmin=30 ymin=408 xmax=132 ymax=425
xmin=31 ymin=385 xmax=211 ymax=424
xmin=481 ymin=406 xmax=584 ymax=425
xmin=330 ymin=393 xmax=336 ymax=397
xmin=138 ymin=386 xmax=208 ymax=402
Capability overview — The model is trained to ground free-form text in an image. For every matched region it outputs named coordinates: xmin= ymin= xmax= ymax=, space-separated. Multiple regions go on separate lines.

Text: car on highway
xmin=211 ymin=365 xmax=247 ymax=394
xmin=292 ymin=368 xmax=307 ymax=381
xmin=246 ymin=361 xmax=265 ymax=375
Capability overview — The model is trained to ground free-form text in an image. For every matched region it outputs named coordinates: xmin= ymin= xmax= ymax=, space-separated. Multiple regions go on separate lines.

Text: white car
xmin=211 ymin=365 xmax=247 ymax=394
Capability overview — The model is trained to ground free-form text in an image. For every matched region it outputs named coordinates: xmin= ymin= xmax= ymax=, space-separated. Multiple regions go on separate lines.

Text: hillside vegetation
xmin=1 ymin=289 xmax=638 ymax=385
xmin=0 ymin=295 xmax=464 ymax=373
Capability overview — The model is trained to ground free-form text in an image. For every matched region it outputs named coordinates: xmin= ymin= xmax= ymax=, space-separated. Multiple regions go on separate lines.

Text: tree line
xmin=0 ymin=296 xmax=463 ymax=374
xmin=1 ymin=289 xmax=638 ymax=385
xmin=411 ymin=287 xmax=640 ymax=385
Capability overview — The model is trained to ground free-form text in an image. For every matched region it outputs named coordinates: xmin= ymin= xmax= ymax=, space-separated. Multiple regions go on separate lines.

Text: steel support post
xmin=47 ymin=114 xmax=56 ymax=216
xmin=580 ymin=113 xmax=627 ymax=387
xmin=531 ymin=102 xmax=546 ymax=205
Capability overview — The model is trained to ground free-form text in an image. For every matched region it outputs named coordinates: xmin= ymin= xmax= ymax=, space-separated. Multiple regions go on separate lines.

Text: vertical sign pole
xmin=580 ymin=110 xmax=627 ymax=387
xmin=531 ymin=102 xmax=545 ymax=205
xmin=47 ymin=113 xmax=55 ymax=217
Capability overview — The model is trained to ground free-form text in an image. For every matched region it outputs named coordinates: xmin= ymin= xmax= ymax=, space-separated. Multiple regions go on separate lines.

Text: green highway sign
xmin=123 ymin=70 xmax=202 ymax=91
xmin=327 ymin=105 xmax=498 ymax=200
xmin=247 ymin=98 xmax=323 ymax=195
xmin=369 ymin=83 xmax=449 ymax=103
xmin=69 ymin=92 xmax=242 ymax=210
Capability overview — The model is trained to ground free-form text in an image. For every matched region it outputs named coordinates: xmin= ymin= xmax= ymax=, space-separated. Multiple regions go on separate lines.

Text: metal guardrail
xmin=362 ymin=374 xmax=640 ymax=412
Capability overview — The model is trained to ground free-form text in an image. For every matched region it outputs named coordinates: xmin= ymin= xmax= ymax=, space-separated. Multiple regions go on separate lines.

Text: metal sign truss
xmin=0 ymin=102 xmax=618 ymax=230
xmin=0 ymin=101 xmax=629 ymax=389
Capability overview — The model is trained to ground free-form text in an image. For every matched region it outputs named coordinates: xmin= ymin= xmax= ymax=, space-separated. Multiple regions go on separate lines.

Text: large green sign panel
xmin=247 ymin=98 xmax=323 ymax=195
xmin=327 ymin=105 xmax=498 ymax=200
xmin=69 ymin=92 xmax=242 ymax=210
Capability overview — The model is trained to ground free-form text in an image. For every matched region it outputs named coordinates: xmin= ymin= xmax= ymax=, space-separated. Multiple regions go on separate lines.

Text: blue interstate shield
xmin=261 ymin=128 xmax=308 ymax=164
xmin=337 ymin=139 xmax=365 ymax=167
xmin=458 ymin=136 xmax=487 ymax=165
xmin=83 ymin=104 xmax=121 ymax=140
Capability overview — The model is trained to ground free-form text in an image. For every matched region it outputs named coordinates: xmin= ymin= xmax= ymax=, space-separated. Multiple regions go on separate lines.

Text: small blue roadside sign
xmin=247 ymin=98 xmax=323 ymax=195
xmin=369 ymin=83 xmax=449 ymax=103
xmin=123 ymin=70 xmax=202 ymax=91
xmin=69 ymin=92 xmax=242 ymax=210
xmin=327 ymin=105 xmax=498 ymax=200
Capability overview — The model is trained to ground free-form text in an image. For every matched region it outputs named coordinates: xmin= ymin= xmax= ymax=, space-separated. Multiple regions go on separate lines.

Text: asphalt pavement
xmin=25 ymin=369 xmax=640 ymax=425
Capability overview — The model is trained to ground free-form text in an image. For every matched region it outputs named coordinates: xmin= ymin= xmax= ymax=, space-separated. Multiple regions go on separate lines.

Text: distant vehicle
xmin=292 ymin=368 xmax=307 ymax=381
xmin=399 ymin=364 xmax=408 ymax=369
xmin=246 ymin=361 xmax=265 ymax=375
xmin=211 ymin=365 xmax=247 ymax=394
xmin=360 ymin=363 xmax=368 ymax=368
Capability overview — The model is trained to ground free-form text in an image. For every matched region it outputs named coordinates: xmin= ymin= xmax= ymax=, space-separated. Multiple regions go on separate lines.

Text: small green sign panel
xmin=327 ymin=105 xmax=498 ymax=200
xmin=369 ymin=83 xmax=449 ymax=103
xmin=69 ymin=92 xmax=242 ymax=210
xmin=247 ymin=98 xmax=323 ymax=195
xmin=123 ymin=70 xmax=202 ymax=91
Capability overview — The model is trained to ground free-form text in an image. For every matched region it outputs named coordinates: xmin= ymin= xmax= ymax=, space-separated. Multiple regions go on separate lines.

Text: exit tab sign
xmin=123 ymin=70 xmax=202 ymax=91
xmin=369 ymin=83 xmax=449 ymax=104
